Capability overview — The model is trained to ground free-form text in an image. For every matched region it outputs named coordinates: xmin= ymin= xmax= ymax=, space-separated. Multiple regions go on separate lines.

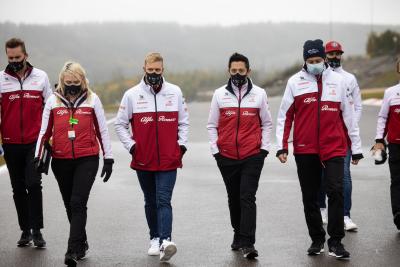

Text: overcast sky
xmin=0 ymin=0 xmax=399 ymax=26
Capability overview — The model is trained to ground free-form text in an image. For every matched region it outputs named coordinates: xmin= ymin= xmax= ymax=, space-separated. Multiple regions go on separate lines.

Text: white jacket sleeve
xmin=177 ymin=91 xmax=189 ymax=146
xmin=114 ymin=91 xmax=135 ymax=152
xmin=42 ymin=73 xmax=53 ymax=102
xmin=350 ymin=77 xmax=362 ymax=124
xmin=260 ymin=90 xmax=273 ymax=151
xmin=93 ymin=95 xmax=113 ymax=159
xmin=35 ymin=95 xmax=54 ymax=159
xmin=276 ymin=81 xmax=295 ymax=153
xmin=206 ymin=91 xmax=220 ymax=155
xmin=375 ymin=89 xmax=390 ymax=140
xmin=340 ymin=80 xmax=362 ymax=155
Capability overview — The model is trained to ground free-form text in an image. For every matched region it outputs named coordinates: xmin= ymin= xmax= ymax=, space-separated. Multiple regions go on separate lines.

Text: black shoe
xmin=32 ymin=230 xmax=46 ymax=248
xmin=307 ymin=240 xmax=324 ymax=255
xmin=64 ymin=251 xmax=78 ymax=267
xmin=328 ymin=242 xmax=350 ymax=260
xmin=231 ymin=234 xmax=241 ymax=251
xmin=394 ymin=212 xmax=400 ymax=230
xmin=241 ymin=246 xmax=258 ymax=259
xmin=17 ymin=230 xmax=32 ymax=247
xmin=77 ymin=241 xmax=89 ymax=260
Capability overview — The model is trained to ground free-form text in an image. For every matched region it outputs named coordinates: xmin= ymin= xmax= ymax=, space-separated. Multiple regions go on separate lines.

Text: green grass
xmin=361 ymin=90 xmax=385 ymax=100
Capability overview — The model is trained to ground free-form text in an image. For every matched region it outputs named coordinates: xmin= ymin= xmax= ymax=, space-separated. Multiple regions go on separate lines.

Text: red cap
xmin=325 ymin=41 xmax=344 ymax=54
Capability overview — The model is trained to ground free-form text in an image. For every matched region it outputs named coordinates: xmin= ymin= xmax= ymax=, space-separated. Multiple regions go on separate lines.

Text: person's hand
xmin=278 ymin=153 xmax=288 ymax=163
xmin=372 ymin=142 xmax=385 ymax=152
xmin=351 ymin=154 xmax=364 ymax=165
xmin=213 ymin=152 xmax=222 ymax=161
xmin=101 ymin=158 xmax=114 ymax=182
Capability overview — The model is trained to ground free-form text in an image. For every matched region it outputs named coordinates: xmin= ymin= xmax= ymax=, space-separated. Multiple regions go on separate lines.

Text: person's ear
xmin=143 ymin=66 xmax=146 ymax=73
xmin=247 ymin=68 xmax=251 ymax=75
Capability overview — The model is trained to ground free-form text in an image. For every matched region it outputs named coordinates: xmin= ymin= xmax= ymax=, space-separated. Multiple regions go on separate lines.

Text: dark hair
xmin=228 ymin=52 xmax=250 ymax=70
xmin=5 ymin=38 xmax=27 ymax=54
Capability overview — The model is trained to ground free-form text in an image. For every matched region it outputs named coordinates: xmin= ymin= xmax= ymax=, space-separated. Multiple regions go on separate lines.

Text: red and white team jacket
xmin=114 ymin=78 xmax=189 ymax=171
xmin=207 ymin=79 xmax=273 ymax=160
xmin=0 ymin=63 xmax=52 ymax=144
xmin=332 ymin=66 xmax=362 ymax=123
xmin=276 ymin=67 xmax=362 ymax=161
xmin=34 ymin=90 xmax=113 ymax=160
xmin=375 ymin=83 xmax=400 ymax=144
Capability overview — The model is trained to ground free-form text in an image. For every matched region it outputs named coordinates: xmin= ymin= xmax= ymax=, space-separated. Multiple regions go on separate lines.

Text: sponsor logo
xmin=394 ymin=108 xmax=400 ymax=114
xmin=30 ymin=81 xmax=39 ymax=86
xmin=304 ymin=97 xmax=317 ymax=104
xmin=225 ymin=110 xmax=236 ymax=116
xmin=57 ymin=109 xmax=69 ymax=116
xmin=75 ymin=109 xmax=92 ymax=115
xmin=308 ymin=48 xmax=319 ymax=55
xmin=9 ymin=94 xmax=20 ymax=101
xmin=140 ymin=116 xmax=153 ymax=124
xmin=2 ymin=82 xmax=12 ymax=86
xmin=158 ymin=115 xmax=176 ymax=122
xmin=321 ymin=105 xmax=338 ymax=112
xmin=242 ymin=110 xmax=256 ymax=116
xmin=298 ymin=81 xmax=310 ymax=86
xmin=23 ymin=93 xmax=40 ymax=99
xmin=165 ymin=100 xmax=173 ymax=107
xmin=329 ymin=89 xmax=336 ymax=96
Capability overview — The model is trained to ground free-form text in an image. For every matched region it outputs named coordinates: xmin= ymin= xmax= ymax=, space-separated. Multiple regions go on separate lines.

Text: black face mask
xmin=231 ymin=73 xmax=247 ymax=88
xmin=146 ymin=72 xmax=162 ymax=86
xmin=64 ymin=84 xmax=81 ymax=96
xmin=7 ymin=60 xmax=25 ymax=73
xmin=327 ymin=57 xmax=341 ymax=68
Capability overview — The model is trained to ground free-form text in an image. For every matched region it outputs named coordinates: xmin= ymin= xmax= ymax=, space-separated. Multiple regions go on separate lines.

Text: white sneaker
xmin=148 ymin=238 xmax=160 ymax=256
xmin=159 ymin=239 xmax=177 ymax=262
xmin=344 ymin=216 xmax=358 ymax=231
xmin=320 ymin=208 xmax=328 ymax=225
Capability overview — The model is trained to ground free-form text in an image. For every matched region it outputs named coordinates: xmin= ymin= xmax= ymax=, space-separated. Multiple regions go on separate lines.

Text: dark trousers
xmin=216 ymin=153 xmax=265 ymax=247
xmin=51 ymin=156 xmax=99 ymax=252
xmin=3 ymin=143 xmax=43 ymax=231
xmin=294 ymin=154 xmax=345 ymax=245
xmin=389 ymin=143 xmax=400 ymax=216
xmin=319 ymin=149 xmax=353 ymax=217
xmin=136 ymin=170 xmax=177 ymax=243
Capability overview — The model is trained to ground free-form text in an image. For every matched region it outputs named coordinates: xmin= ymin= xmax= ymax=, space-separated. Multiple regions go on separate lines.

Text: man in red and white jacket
xmin=276 ymin=40 xmax=363 ymax=259
xmin=318 ymin=41 xmax=363 ymax=231
xmin=0 ymin=38 xmax=52 ymax=247
xmin=114 ymin=53 xmax=189 ymax=262
xmin=207 ymin=53 xmax=273 ymax=259
xmin=373 ymin=60 xmax=400 ymax=229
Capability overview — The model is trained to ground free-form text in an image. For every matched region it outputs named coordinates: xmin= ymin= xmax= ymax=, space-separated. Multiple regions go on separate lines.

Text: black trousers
xmin=51 ymin=156 xmax=99 ymax=252
xmin=294 ymin=154 xmax=345 ymax=245
xmin=216 ymin=153 xmax=265 ymax=247
xmin=389 ymin=143 xmax=400 ymax=216
xmin=3 ymin=143 xmax=43 ymax=231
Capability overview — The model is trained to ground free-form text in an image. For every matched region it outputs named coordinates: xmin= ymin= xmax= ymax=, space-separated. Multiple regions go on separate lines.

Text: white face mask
xmin=306 ymin=62 xmax=325 ymax=75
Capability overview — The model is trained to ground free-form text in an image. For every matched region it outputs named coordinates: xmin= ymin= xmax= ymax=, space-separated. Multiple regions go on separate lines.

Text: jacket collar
xmin=225 ymin=77 xmax=253 ymax=98
xmin=4 ymin=61 xmax=34 ymax=81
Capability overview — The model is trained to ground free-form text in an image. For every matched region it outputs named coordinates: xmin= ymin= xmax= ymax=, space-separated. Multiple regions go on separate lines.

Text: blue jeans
xmin=319 ymin=149 xmax=352 ymax=217
xmin=136 ymin=170 xmax=177 ymax=242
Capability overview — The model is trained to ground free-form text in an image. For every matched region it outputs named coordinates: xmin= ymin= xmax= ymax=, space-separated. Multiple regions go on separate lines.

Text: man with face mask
xmin=115 ymin=52 xmax=189 ymax=262
xmin=207 ymin=53 xmax=273 ymax=259
xmin=0 ymin=38 xmax=52 ymax=247
xmin=318 ymin=41 xmax=362 ymax=231
xmin=276 ymin=40 xmax=363 ymax=260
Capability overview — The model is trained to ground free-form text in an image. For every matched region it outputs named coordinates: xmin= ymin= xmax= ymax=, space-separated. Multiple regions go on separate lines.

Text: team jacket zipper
xmin=235 ymin=89 xmax=242 ymax=159
xmin=70 ymin=107 xmax=76 ymax=159
xmin=19 ymin=80 xmax=24 ymax=143
xmin=153 ymin=93 xmax=161 ymax=166
xmin=316 ymin=75 xmax=325 ymax=167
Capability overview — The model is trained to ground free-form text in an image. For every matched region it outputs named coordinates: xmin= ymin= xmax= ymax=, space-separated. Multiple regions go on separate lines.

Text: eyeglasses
xmin=229 ymin=68 xmax=247 ymax=75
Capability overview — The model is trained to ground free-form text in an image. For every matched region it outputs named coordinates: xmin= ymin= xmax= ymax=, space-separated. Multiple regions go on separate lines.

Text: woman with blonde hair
xmin=34 ymin=62 xmax=113 ymax=266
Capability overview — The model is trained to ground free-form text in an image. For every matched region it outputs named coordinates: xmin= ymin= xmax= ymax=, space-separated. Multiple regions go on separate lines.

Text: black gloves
xmin=276 ymin=149 xmax=288 ymax=158
xmin=180 ymin=145 xmax=187 ymax=157
xmin=101 ymin=158 xmax=114 ymax=182
xmin=351 ymin=154 xmax=364 ymax=161
xmin=33 ymin=157 xmax=42 ymax=173
xmin=213 ymin=152 xmax=222 ymax=161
